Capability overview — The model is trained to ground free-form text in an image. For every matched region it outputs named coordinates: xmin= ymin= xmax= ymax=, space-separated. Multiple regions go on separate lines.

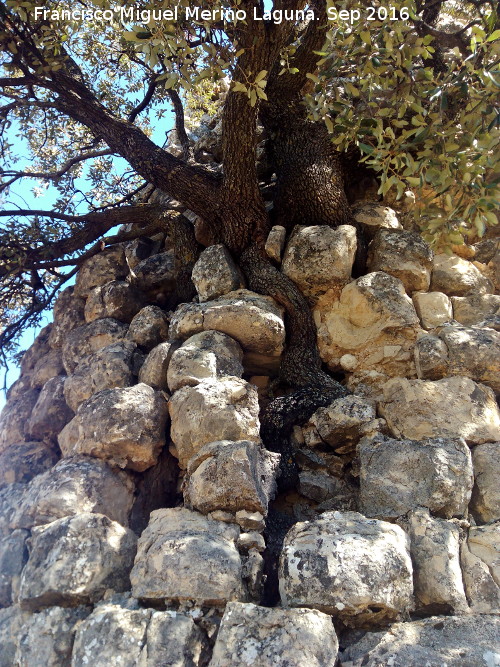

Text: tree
xmin=1 ymin=0 xmax=499 ymax=385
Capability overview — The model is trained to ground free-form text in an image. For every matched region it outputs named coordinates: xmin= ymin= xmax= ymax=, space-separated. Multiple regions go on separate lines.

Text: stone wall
xmin=0 ymin=205 xmax=499 ymax=666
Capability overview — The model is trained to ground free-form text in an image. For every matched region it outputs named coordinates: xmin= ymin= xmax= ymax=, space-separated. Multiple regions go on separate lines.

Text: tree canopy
xmin=0 ymin=0 xmax=499 ymax=374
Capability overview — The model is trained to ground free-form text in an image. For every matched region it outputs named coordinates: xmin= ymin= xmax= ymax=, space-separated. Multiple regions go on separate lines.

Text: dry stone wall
xmin=0 ymin=204 xmax=499 ymax=666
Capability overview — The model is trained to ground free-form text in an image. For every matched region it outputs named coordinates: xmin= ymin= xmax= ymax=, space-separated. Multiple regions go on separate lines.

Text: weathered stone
xmin=30 ymin=348 xmax=65 ymax=389
xmin=130 ymin=507 xmax=246 ymax=605
xmin=298 ymin=471 xmax=357 ymax=510
xmin=279 ymin=511 xmax=413 ymax=626
xmin=12 ymin=456 xmax=135 ymax=529
xmin=63 ymin=340 xmax=140 ymax=412
xmin=452 ymin=293 xmax=500 ymax=326
xmin=238 ymin=532 xmax=266 ymax=553
xmin=265 ymin=225 xmax=286 ymax=262
xmin=16 ymin=605 xmax=91 ymax=667
xmin=74 ymin=245 xmax=128 ymax=298
xmin=367 ymin=229 xmax=433 ymax=294
xmin=461 ymin=523 xmax=500 ymax=614
xmin=0 ymin=389 xmax=39 ymax=454
xmin=0 ymin=529 xmax=29 ymax=607
xmin=0 ymin=606 xmax=30 ymax=667
xmin=353 ymin=203 xmax=402 ymax=237
xmin=359 ymin=434 xmax=473 ymax=519
xmin=62 ymin=318 xmax=128 ymax=374
xmin=0 ymin=441 xmax=58 ymax=486
xmin=192 ymin=244 xmax=244 ymax=302
xmin=125 ymin=306 xmax=169 ymax=353
xmin=470 ymin=442 xmax=500 ymax=524
xmin=340 ymin=615 xmax=500 ymax=667
xmin=169 ymin=378 xmax=260 ymax=469
xmin=59 ymin=384 xmax=168 ymax=472
xmin=71 ymin=600 xmax=207 ymax=667
xmin=84 ymin=280 xmax=146 ymax=323
xmin=0 ymin=484 xmax=26 ymax=538
xmin=489 ymin=249 xmax=500 ymax=292
xmin=48 ymin=287 xmax=86 ymax=350
xmin=415 ymin=325 xmax=500 ymax=392
xmin=282 ymin=225 xmax=356 ymax=298
xmin=184 ymin=440 xmax=279 ymax=515
xmin=20 ymin=325 xmax=52 ymax=376
xmin=138 ymin=340 xmax=180 ymax=390
xmin=235 ymin=510 xmax=265 ymax=532
xmin=26 ymin=376 xmax=73 ymax=444
xmin=412 ymin=291 xmax=453 ymax=329
xmin=167 ymin=330 xmax=244 ymax=392
xmin=19 ymin=513 xmax=137 ymax=610
xmin=5 ymin=375 xmax=33 ymax=402
xmin=314 ymin=272 xmax=422 ymax=377
xmin=210 ymin=602 xmax=338 ymax=667
xmin=430 ymin=253 xmax=493 ymax=296
xmin=130 ymin=251 xmax=176 ymax=303
xmin=124 ymin=236 xmax=158 ymax=269
xmin=379 ymin=376 xmax=500 ymax=444
xmin=409 ymin=508 xmax=468 ymax=614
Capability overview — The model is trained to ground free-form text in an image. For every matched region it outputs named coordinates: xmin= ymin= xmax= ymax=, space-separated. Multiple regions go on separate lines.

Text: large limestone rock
xmin=84 ymin=280 xmax=146 ymax=323
xmin=0 ymin=441 xmax=58 ymax=485
xmin=16 ymin=606 xmax=91 ymax=667
xmin=71 ymin=599 xmax=207 ymax=667
xmin=412 ymin=291 xmax=453 ymax=329
xmin=359 ymin=435 xmax=473 ymax=519
xmin=169 ymin=378 xmax=260 ymax=469
xmin=74 ymin=245 xmax=128 ymax=298
xmin=340 ymin=615 xmax=500 ymax=666
xmin=130 ymin=508 xmax=247 ymax=605
xmin=184 ymin=440 xmax=280 ymax=515
xmin=0 ymin=529 xmax=29 ymax=607
xmin=192 ymin=244 xmax=244 ymax=302
xmin=0 ymin=389 xmax=39 ymax=454
xmin=470 ymin=442 xmax=500 ymax=523
xmin=63 ymin=340 xmax=140 ymax=412
xmin=314 ymin=272 xmax=422 ymax=377
xmin=138 ymin=340 xmax=180 ymax=390
xmin=430 ymin=253 xmax=493 ymax=296
xmin=62 ymin=318 xmax=128 ymax=374
xmin=379 ymin=376 xmax=500 ymax=444
xmin=461 ymin=523 xmax=500 ymax=614
xmin=279 ymin=511 xmax=413 ymax=626
xmin=452 ymin=293 xmax=500 ymax=326
xmin=20 ymin=324 xmax=52 ymax=376
xmin=367 ymin=229 xmax=433 ymax=294
xmin=26 ymin=376 xmax=73 ymax=444
xmin=210 ymin=602 xmax=339 ymax=667
xmin=409 ymin=508 xmax=468 ymax=614
xmin=59 ymin=384 xmax=168 ymax=472
xmin=30 ymin=348 xmax=65 ymax=389
xmin=167 ymin=330 xmax=244 ymax=392
xmin=0 ymin=607 xmax=30 ymax=667
xmin=12 ymin=456 xmax=135 ymax=530
xmin=281 ymin=225 xmax=357 ymax=298
xmin=48 ymin=286 xmax=86 ymax=349
xmin=126 ymin=305 xmax=170 ymax=350
xmin=19 ymin=513 xmax=137 ymax=610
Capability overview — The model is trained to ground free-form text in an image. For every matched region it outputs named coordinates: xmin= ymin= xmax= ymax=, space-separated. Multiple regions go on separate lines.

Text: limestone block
xmin=236 ymin=510 xmax=265 ymax=532
xmin=30 ymin=348 xmax=65 ymax=389
xmin=367 ymin=229 xmax=433 ymax=294
xmin=126 ymin=305 xmax=170 ymax=350
xmin=19 ymin=513 xmax=137 ymax=610
xmin=6 ymin=375 xmax=33 ymax=402
xmin=0 ymin=529 xmax=29 ymax=607
xmin=192 ymin=244 xmax=244 ymax=302
xmin=16 ymin=606 xmax=91 ymax=667
xmin=12 ymin=456 xmax=135 ymax=530
xmin=279 ymin=511 xmax=413 ymax=626
xmin=409 ymin=508 xmax=468 ymax=613
xmin=265 ymin=225 xmax=286 ymax=262
xmin=0 ymin=607 xmax=30 ymax=667
xmin=184 ymin=440 xmax=280 ymax=515
xmin=74 ymin=245 xmax=128 ymax=298
xmin=20 ymin=324 xmax=52 ymax=376
xmin=359 ymin=434 xmax=473 ymax=519
xmin=26 ymin=376 xmax=73 ymax=444
xmin=59 ymin=384 xmax=168 ymax=472
xmin=167 ymin=330 xmax=244 ymax=392
xmin=413 ymin=333 xmax=449 ymax=380
xmin=412 ymin=291 xmax=453 ymax=329
xmin=379 ymin=376 xmax=500 ymax=444
xmin=169 ymin=378 xmax=260 ymax=469
xmin=64 ymin=341 xmax=140 ymax=412
xmin=0 ymin=484 xmax=26 ymax=539
xmin=353 ymin=203 xmax=402 ymax=237
xmin=130 ymin=251 xmax=176 ymax=303
xmin=281 ymin=225 xmax=357 ymax=298
xmin=461 ymin=523 xmax=500 ymax=614
xmin=84 ymin=280 xmax=146 ymax=323
xmin=314 ymin=272 xmax=422 ymax=377
xmin=210 ymin=602 xmax=339 ymax=667
xmin=340 ymin=615 xmax=500 ymax=667
xmin=138 ymin=340 xmax=180 ymax=390
xmin=298 ymin=471 xmax=357 ymax=510
xmin=470 ymin=442 xmax=500 ymax=524
xmin=62 ymin=318 xmax=128 ymax=374
xmin=48 ymin=287 xmax=86 ymax=349
xmin=430 ymin=253 xmax=493 ymax=296
xmin=0 ymin=441 xmax=58 ymax=486
xmin=130 ymin=508 xmax=246 ymax=605
xmin=452 ymin=293 xmax=500 ymax=326
xmin=72 ymin=600 xmax=207 ymax=667
xmin=0 ymin=389 xmax=39 ymax=454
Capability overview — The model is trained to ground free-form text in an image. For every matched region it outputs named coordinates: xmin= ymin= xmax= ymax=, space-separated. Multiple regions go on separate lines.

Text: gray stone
xmin=279 ymin=511 xmax=413 ymax=626
xmin=452 ymin=293 xmax=500 ymax=326
xmin=192 ymin=244 xmax=244 ymax=302
xmin=30 ymin=349 xmax=65 ymax=389
xmin=237 ymin=532 xmax=266 ymax=553
xmin=265 ymin=225 xmax=286 ymax=262
xmin=19 ymin=513 xmax=137 ymax=610
xmin=127 ymin=305 xmax=170 ymax=351
xmin=0 ymin=606 xmax=30 ymax=667
xmin=0 ymin=389 xmax=39 ymax=454
xmin=0 ymin=441 xmax=58 ymax=486
xmin=62 ymin=318 xmax=128 ymax=374
xmin=26 ymin=376 xmax=73 ymax=444
xmin=124 ymin=236 xmax=158 ymax=269
xmin=0 ymin=529 xmax=29 ymax=607
xmin=48 ymin=287 xmax=86 ymax=350
xmin=353 ymin=203 xmax=402 ymax=237
xmin=138 ymin=340 xmax=180 ymax=390
xmin=210 ymin=602 xmax=339 ymax=667
xmin=130 ymin=251 xmax=176 ymax=303
xmin=84 ymin=280 xmax=146 ymax=323
xmin=235 ymin=510 xmax=265 ymax=532
xmin=0 ymin=484 xmax=26 ymax=539
xmin=167 ymin=330 xmax=244 ymax=392
xmin=74 ymin=245 xmax=128 ymax=298
xmin=431 ymin=253 xmax=493 ymax=296
xmin=359 ymin=434 xmax=473 ymax=519
xmin=130 ymin=508 xmax=246 ymax=606
xmin=461 ymin=523 xmax=500 ymax=614
xmin=20 ymin=325 xmax=52 ymax=376
xmin=59 ymin=384 xmax=168 ymax=472
xmin=470 ymin=442 xmax=500 ymax=524
xmin=298 ymin=471 xmax=357 ymax=510
xmin=412 ymin=291 xmax=453 ymax=329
